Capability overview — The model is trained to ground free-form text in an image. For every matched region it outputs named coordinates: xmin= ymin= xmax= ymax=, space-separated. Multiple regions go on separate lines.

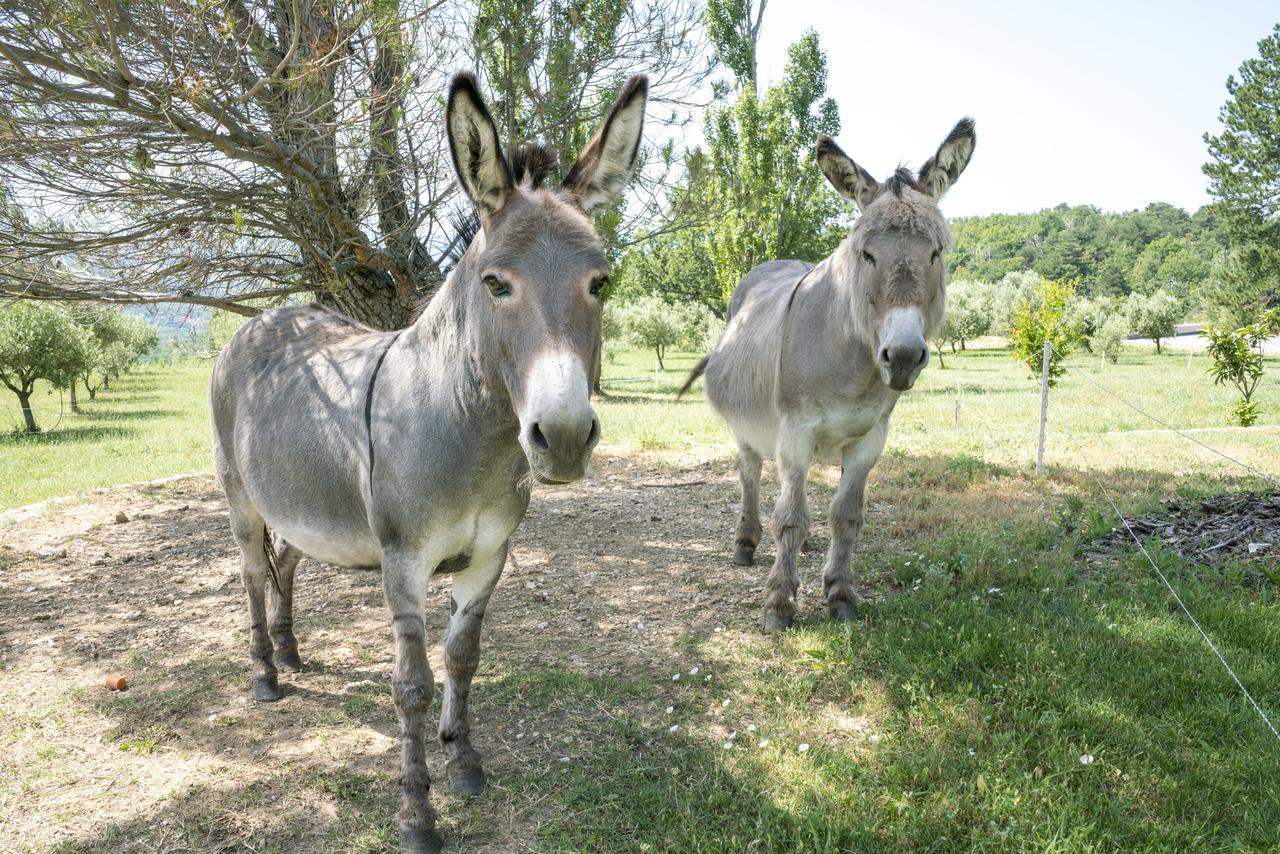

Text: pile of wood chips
xmin=1085 ymin=491 xmax=1279 ymax=575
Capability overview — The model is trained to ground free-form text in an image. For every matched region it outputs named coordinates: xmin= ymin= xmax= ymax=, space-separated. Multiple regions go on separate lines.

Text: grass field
xmin=4 ymin=342 xmax=1280 ymax=850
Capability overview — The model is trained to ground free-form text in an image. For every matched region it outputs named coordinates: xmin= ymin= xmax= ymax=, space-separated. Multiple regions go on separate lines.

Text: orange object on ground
xmin=104 ymin=673 xmax=127 ymax=691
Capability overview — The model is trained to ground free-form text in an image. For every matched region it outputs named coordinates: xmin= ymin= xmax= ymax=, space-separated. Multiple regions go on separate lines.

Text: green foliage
xmin=1204 ymin=242 xmax=1280 ymax=328
xmin=610 ymin=295 xmax=712 ymax=369
xmin=1124 ymin=291 xmax=1182 ymax=353
xmin=0 ymin=301 xmax=89 ymax=432
xmin=1203 ymin=24 xmax=1280 ymax=249
xmin=702 ymin=31 xmax=845 ymax=306
xmin=71 ymin=309 xmax=159 ymax=397
xmin=203 ymin=310 xmax=250 ymax=356
xmin=935 ymin=279 xmax=994 ymax=353
xmin=948 ymin=204 xmax=1225 ymax=302
xmin=1009 ymin=277 xmax=1080 ymax=385
xmin=1203 ymin=309 xmax=1278 ymax=426
xmin=1090 ymin=314 xmax=1130 ymax=363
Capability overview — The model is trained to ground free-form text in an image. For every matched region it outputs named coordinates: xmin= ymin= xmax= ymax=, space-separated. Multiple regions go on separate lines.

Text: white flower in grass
xmin=672 ymin=673 xmax=680 ymax=681
xmin=988 ymin=587 xmax=1001 ymax=594
xmin=968 ymin=748 xmax=976 ymax=756
xmin=665 ymin=706 xmax=674 ymax=715
xmin=723 ymin=741 xmax=733 ymax=750
xmin=704 ymin=675 xmax=712 ymax=682
xmin=668 ymin=724 xmax=679 ymax=733
xmin=558 ymin=756 xmax=570 ymax=763
xmin=1079 ymin=754 xmax=1094 ymax=765
xmin=798 ymin=743 xmax=810 ymax=753
xmin=758 ymin=739 xmax=770 ymax=748
xmin=728 ymin=730 xmax=737 ymax=740
xmin=721 ymin=698 xmax=730 ymax=707
xmin=1107 ymin=623 xmax=1117 ymax=630
xmin=689 ymin=666 xmax=699 ymax=675
xmin=867 ymin=734 xmax=881 ymax=744
xmin=747 ymin=724 xmax=756 ymax=733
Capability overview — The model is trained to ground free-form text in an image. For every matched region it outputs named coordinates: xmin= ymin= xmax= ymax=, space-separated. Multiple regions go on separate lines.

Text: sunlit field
xmin=4 ymin=343 xmax=1279 ymax=851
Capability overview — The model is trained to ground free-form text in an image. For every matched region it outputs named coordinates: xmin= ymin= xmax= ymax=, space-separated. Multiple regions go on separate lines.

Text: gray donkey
xmin=211 ymin=73 xmax=648 ymax=852
xmin=682 ymin=120 xmax=975 ymax=633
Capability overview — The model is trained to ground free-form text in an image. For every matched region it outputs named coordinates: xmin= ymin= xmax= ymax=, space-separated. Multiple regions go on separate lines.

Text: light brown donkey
xmin=682 ymin=120 xmax=975 ymax=632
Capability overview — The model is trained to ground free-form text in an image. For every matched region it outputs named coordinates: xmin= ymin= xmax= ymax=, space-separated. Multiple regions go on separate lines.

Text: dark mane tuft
xmin=509 ymin=143 xmax=557 ymax=189
xmin=881 ymin=166 xmax=922 ymax=199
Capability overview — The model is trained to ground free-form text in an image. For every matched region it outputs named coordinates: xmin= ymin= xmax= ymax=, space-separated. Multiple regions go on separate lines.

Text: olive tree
xmin=0 ymin=301 xmax=89 ymax=432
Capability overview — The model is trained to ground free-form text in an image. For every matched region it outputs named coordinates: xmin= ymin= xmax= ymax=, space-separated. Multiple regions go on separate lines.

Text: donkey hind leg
xmin=439 ymin=545 xmax=507 ymax=797
xmin=733 ymin=442 xmax=764 ymax=566
xmin=823 ymin=425 xmax=888 ymax=623
xmin=764 ymin=438 xmax=813 ymax=633
xmin=228 ymin=503 xmax=282 ymax=702
xmin=382 ymin=551 xmax=444 ymax=854
xmin=267 ymin=536 xmax=304 ymax=672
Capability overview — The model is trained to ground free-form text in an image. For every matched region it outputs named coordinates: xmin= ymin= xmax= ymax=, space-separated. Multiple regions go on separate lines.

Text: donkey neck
xmin=398 ymin=267 xmax=516 ymax=430
xmin=803 ymin=233 xmax=877 ymax=356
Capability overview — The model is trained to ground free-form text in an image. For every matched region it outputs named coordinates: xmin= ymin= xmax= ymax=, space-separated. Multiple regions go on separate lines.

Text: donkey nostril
xmin=878 ymin=347 xmax=891 ymax=365
xmin=917 ymin=348 xmax=928 ymax=366
xmin=585 ymin=417 xmax=601 ymax=449
xmin=529 ymin=423 xmax=550 ymax=453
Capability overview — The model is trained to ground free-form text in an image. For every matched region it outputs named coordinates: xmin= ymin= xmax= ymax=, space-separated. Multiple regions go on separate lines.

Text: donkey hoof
xmin=447 ymin=764 xmax=486 ymax=797
xmin=251 ymin=675 xmax=283 ymax=703
xmin=399 ymin=825 xmax=444 ymax=854
xmin=763 ymin=612 xmax=793 ymax=634
xmin=828 ymin=600 xmax=860 ymax=623
xmin=732 ymin=544 xmax=755 ymax=566
xmin=274 ymin=650 xmax=304 ymax=672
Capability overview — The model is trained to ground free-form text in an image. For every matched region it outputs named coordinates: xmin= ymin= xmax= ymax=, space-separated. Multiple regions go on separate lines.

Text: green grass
xmin=0 ymin=361 xmax=213 ymax=509
xmin=5 ymin=342 xmax=1280 ymax=849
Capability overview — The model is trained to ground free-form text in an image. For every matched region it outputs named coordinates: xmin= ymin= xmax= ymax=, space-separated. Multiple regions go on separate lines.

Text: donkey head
xmin=446 ymin=73 xmax=647 ymax=483
xmin=816 ymin=119 xmax=975 ymax=391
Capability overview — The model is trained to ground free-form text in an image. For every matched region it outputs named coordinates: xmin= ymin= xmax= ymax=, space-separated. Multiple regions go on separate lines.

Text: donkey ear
xmin=816 ymin=136 xmax=880 ymax=210
xmin=917 ymin=117 xmax=975 ymax=200
xmin=563 ymin=75 xmax=648 ymax=214
xmin=446 ymin=73 xmax=513 ymax=219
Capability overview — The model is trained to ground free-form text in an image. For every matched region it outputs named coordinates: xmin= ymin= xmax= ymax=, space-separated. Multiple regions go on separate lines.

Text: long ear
xmin=917 ymin=117 xmax=975 ymax=200
xmin=563 ymin=75 xmax=648 ymax=214
xmin=446 ymin=73 xmax=513 ymax=219
xmin=816 ymin=135 xmax=880 ymax=210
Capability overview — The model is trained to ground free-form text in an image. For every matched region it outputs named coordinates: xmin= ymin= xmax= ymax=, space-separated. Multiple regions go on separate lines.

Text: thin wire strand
xmin=1048 ymin=342 xmax=1280 ymax=487
xmin=1090 ymin=471 xmax=1280 ymax=744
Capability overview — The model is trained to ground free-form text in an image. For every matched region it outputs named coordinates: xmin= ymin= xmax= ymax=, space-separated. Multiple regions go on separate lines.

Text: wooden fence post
xmin=1037 ymin=339 xmax=1051 ymax=475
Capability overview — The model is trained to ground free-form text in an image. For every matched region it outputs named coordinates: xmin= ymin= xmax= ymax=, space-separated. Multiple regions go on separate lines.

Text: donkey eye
xmin=930 ymin=250 xmax=941 ymax=264
xmin=483 ymin=274 xmax=511 ymax=298
xmin=862 ymin=250 xmax=877 ymax=267
xmin=589 ymin=274 xmax=610 ymax=297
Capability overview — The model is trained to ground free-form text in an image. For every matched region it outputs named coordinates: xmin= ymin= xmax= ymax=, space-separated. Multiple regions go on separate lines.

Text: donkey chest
xmin=810 ymin=395 xmax=896 ymax=463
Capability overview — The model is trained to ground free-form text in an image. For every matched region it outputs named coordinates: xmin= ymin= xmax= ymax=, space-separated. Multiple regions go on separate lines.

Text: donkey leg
xmin=227 ymin=504 xmax=281 ymax=702
xmin=733 ymin=442 xmax=764 ymax=566
xmin=764 ymin=437 xmax=813 ymax=633
xmin=439 ymin=545 xmax=506 ymax=797
xmin=267 ymin=538 xmax=304 ymax=672
xmin=382 ymin=552 xmax=443 ymax=854
xmin=823 ymin=424 xmax=888 ymax=623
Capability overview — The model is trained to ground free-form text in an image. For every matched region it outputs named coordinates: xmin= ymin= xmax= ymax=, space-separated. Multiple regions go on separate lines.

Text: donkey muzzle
xmin=877 ymin=307 xmax=929 ymax=391
xmin=520 ymin=351 xmax=600 ymax=484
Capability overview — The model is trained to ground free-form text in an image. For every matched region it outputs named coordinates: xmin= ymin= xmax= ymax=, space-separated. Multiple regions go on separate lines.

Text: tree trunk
xmin=69 ymin=382 xmax=78 ymax=412
xmin=656 ymin=346 xmax=665 ymax=371
xmin=935 ymin=342 xmax=946 ymax=369
xmin=15 ymin=388 xmax=38 ymax=433
xmin=102 ymin=375 xmax=109 ymax=390
xmin=1155 ymin=338 xmax=1162 ymax=354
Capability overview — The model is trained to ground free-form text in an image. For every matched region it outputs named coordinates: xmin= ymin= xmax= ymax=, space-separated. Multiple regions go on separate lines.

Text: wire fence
xmin=1045 ymin=341 xmax=1280 ymax=745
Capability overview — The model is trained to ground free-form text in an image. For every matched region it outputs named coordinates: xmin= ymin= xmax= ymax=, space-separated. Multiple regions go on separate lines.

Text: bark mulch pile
xmin=1084 ymin=491 xmax=1279 ymax=579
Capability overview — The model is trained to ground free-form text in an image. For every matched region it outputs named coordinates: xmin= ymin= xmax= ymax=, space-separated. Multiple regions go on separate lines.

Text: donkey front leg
xmin=382 ymin=552 xmax=443 ymax=854
xmin=267 ymin=537 xmax=304 ymax=672
xmin=764 ymin=435 xmax=813 ymax=632
xmin=439 ymin=545 xmax=506 ymax=797
xmin=733 ymin=441 xmax=764 ymax=566
xmin=823 ymin=423 xmax=888 ymax=622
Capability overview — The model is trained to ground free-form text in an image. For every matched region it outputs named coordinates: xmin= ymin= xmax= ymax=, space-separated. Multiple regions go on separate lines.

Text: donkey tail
xmin=677 ymin=355 xmax=710 ymax=399
xmin=261 ymin=525 xmax=284 ymax=596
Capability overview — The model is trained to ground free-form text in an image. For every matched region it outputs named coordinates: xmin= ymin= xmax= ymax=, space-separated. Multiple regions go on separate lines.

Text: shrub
xmin=1009 ymin=277 xmax=1080 ymax=386
xmin=1125 ymin=291 xmax=1182 ymax=354
xmin=1204 ymin=308 xmax=1278 ymax=426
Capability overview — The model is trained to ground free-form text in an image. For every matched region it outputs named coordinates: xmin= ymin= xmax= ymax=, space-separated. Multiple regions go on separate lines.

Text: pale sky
xmin=754 ymin=0 xmax=1277 ymax=218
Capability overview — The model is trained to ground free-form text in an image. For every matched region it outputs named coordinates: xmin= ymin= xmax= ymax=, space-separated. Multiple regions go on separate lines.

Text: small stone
xmin=114 ymin=511 xmax=130 ymax=524
xmin=39 ymin=547 xmax=67 ymax=559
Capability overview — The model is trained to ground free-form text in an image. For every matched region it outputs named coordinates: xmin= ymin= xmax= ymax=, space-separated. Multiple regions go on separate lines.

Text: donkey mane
xmin=509 ymin=143 xmax=557 ymax=188
xmin=877 ymin=167 xmax=922 ymax=199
